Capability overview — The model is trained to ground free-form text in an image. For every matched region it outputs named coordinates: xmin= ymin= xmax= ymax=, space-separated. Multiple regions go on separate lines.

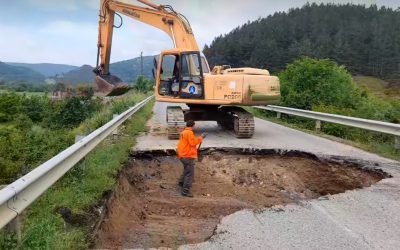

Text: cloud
xmin=27 ymin=0 xmax=79 ymax=11
xmin=111 ymin=18 xmax=173 ymax=58
xmin=2 ymin=0 xmax=399 ymax=65
xmin=0 ymin=21 xmax=98 ymax=65
xmin=0 ymin=28 xmax=46 ymax=72
xmin=83 ymin=0 xmax=101 ymax=9
xmin=39 ymin=20 xmax=98 ymax=36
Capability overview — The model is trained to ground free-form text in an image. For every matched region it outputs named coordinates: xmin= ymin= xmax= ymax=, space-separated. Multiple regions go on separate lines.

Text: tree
xmin=279 ymin=57 xmax=361 ymax=110
xmin=76 ymin=84 xmax=94 ymax=98
xmin=54 ymin=82 xmax=66 ymax=92
xmin=134 ymin=75 xmax=154 ymax=93
xmin=204 ymin=4 xmax=400 ymax=79
xmin=0 ymin=92 xmax=22 ymax=122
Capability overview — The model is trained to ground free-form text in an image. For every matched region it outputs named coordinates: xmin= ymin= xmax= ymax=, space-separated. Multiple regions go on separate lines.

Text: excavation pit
xmin=95 ymin=149 xmax=389 ymax=249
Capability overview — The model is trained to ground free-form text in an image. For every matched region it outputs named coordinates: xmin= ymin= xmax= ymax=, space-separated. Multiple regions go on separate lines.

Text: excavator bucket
xmin=95 ymin=74 xmax=130 ymax=96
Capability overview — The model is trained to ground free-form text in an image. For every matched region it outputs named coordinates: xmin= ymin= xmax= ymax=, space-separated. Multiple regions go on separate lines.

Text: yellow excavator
xmin=94 ymin=0 xmax=280 ymax=139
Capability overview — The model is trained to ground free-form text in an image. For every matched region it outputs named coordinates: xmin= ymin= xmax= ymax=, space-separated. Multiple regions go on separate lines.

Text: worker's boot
xmin=181 ymin=190 xmax=193 ymax=198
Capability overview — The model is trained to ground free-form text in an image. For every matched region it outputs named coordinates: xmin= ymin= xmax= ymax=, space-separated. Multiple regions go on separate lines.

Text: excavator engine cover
xmin=95 ymin=74 xmax=130 ymax=96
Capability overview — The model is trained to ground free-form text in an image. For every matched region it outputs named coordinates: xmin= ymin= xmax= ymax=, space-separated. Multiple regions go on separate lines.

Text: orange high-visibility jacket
xmin=177 ymin=127 xmax=203 ymax=159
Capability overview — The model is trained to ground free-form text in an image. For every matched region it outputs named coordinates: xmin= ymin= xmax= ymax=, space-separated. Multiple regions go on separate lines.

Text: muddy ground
xmin=94 ymin=152 xmax=386 ymax=249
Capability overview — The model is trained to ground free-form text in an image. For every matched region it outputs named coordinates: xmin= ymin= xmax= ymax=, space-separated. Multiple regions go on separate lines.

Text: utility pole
xmin=140 ymin=51 xmax=143 ymax=76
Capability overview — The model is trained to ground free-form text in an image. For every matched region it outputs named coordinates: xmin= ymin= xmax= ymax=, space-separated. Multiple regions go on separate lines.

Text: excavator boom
xmin=95 ymin=0 xmax=199 ymax=95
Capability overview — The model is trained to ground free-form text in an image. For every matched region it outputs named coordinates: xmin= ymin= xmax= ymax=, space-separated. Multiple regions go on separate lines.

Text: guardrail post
xmin=112 ymin=114 xmax=119 ymax=139
xmin=315 ymin=120 xmax=322 ymax=132
xmin=395 ymin=136 xmax=400 ymax=150
xmin=75 ymin=135 xmax=86 ymax=170
xmin=0 ymin=185 xmax=21 ymax=244
xmin=277 ymin=112 xmax=281 ymax=119
xmin=5 ymin=215 xmax=22 ymax=244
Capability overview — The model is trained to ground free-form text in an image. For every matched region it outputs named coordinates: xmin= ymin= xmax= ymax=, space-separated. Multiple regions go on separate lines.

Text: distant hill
xmin=1 ymin=56 xmax=156 ymax=86
xmin=109 ymin=56 xmax=154 ymax=83
xmin=5 ymin=62 xmax=78 ymax=77
xmin=56 ymin=56 xmax=155 ymax=85
xmin=204 ymin=4 xmax=400 ymax=79
xmin=57 ymin=65 xmax=95 ymax=85
xmin=0 ymin=62 xmax=46 ymax=84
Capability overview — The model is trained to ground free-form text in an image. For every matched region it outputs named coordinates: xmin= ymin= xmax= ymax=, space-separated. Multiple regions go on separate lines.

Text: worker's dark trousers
xmin=180 ymin=158 xmax=195 ymax=194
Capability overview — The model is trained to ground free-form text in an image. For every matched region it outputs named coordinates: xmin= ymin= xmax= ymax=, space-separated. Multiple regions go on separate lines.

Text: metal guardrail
xmin=0 ymin=95 xmax=153 ymax=229
xmin=254 ymin=105 xmax=400 ymax=149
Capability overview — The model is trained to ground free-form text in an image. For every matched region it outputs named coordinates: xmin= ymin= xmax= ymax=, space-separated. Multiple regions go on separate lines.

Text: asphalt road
xmin=133 ymin=102 xmax=400 ymax=250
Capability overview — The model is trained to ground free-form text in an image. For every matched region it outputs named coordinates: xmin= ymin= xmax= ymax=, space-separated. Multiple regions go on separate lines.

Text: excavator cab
xmin=157 ymin=51 xmax=207 ymax=100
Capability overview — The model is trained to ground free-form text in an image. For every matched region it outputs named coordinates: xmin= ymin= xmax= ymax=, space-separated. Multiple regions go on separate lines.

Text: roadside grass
xmin=0 ymin=95 xmax=154 ymax=250
xmin=0 ymin=90 xmax=46 ymax=97
xmin=19 ymin=92 xmax=46 ymax=97
xmin=249 ymin=107 xmax=400 ymax=162
xmin=353 ymin=76 xmax=399 ymax=101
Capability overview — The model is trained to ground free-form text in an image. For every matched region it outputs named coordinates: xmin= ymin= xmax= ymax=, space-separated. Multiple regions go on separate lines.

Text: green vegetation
xmin=56 ymin=65 xmax=95 ymax=85
xmin=204 ymin=4 xmax=400 ymax=79
xmin=0 ymin=92 xmax=102 ymax=184
xmin=0 ymin=88 xmax=151 ymax=184
xmin=0 ymin=80 xmax=55 ymax=93
xmin=279 ymin=58 xmax=359 ymax=110
xmin=0 ymin=92 xmax=153 ymax=249
xmin=252 ymin=58 xmax=400 ymax=161
xmin=1 ymin=56 xmax=156 ymax=88
xmin=110 ymin=56 xmax=155 ymax=83
xmin=353 ymin=76 xmax=400 ymax=102
xmin=133 ymin=75 xmax=154 ymax=93
xmin=0 ymin=62 xmax=45 ymax=84
xmin=204 ymin=3 xmax=400 ymax=159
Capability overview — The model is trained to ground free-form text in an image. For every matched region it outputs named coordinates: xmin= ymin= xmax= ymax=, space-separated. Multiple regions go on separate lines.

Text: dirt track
xmin=95 ymin=152 xmax=384 ymax=249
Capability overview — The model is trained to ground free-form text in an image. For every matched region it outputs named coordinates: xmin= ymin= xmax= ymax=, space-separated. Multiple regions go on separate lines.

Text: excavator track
xmin=166 ymin=106 xmax=186 ymax=140
xmin=232 ymin=109 xmax=255 ymax=138
xmin=219 ymin=107 xmax=255 ymax=138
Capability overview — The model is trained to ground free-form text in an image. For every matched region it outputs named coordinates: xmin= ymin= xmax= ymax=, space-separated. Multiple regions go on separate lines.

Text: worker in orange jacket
xmin=177 ymin=120 xmax=206 ymax=197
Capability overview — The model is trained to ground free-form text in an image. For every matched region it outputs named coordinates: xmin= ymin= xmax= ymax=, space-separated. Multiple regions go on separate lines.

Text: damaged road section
xmin=94 ymin=149 xmax=389 ymax=249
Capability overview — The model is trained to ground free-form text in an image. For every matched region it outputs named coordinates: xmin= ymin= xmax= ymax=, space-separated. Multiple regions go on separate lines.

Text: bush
xmin=134 ymin=75 xmax=154 ymax=93
xmin=21 ymin=95 xmax=50 ymax=122
xmin=278 ymin=57 xmax=400 ymax=124
xmin=43 ymin=97 xmax=101 ymax=129
xmin=0 ymin=93 xmax=100 ymax=185
xmin=279 ymin=57 xmax=362 ymax=110
xmin=0 ymin=92 xmax=22 ymax=122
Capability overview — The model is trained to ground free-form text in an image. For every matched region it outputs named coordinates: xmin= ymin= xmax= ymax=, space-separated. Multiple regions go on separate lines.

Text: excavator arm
xmin=94 ymin=0 xmax=200 ymax=96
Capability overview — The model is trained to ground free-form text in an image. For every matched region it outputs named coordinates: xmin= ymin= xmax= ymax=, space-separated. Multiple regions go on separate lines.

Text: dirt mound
xmin=94 ymin=152 xmax=386 ymax=249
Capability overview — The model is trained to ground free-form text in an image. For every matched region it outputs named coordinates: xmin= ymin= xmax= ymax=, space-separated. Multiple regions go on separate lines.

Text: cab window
xmin=201 ymin=57 xmax=210 ymax=73
xmin=180 ymin=53 xmax=201 ymax=78
xmin=160 ymin=55 xmax=176 ymax=81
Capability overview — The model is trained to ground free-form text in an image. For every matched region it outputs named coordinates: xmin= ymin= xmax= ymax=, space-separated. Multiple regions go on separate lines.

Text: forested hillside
xmin=204 ymin=4 xmax=400 ymax=79
xmin=56 ymin=64 xmax=95 ymax=85
xmin=6 ymin=62 xmax=78 ymax=77
xmin=0 ymin=62 xmax=46 ymax=84
xmin=56 ymin=57 xmax=155 ymax=85
xmin=110 ymin=56 xmax=154 ymax=83
xmin=0 ymin=56 xmax=155 ymax=87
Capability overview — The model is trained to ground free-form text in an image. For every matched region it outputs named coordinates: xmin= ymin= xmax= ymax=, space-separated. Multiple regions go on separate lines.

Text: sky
xmin=0 ymin=0 xmax=399 ymax=66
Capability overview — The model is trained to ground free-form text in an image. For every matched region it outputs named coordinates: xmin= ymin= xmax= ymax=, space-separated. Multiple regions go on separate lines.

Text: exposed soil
xmin=94 ymin=152 xmax=386 ymax=249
